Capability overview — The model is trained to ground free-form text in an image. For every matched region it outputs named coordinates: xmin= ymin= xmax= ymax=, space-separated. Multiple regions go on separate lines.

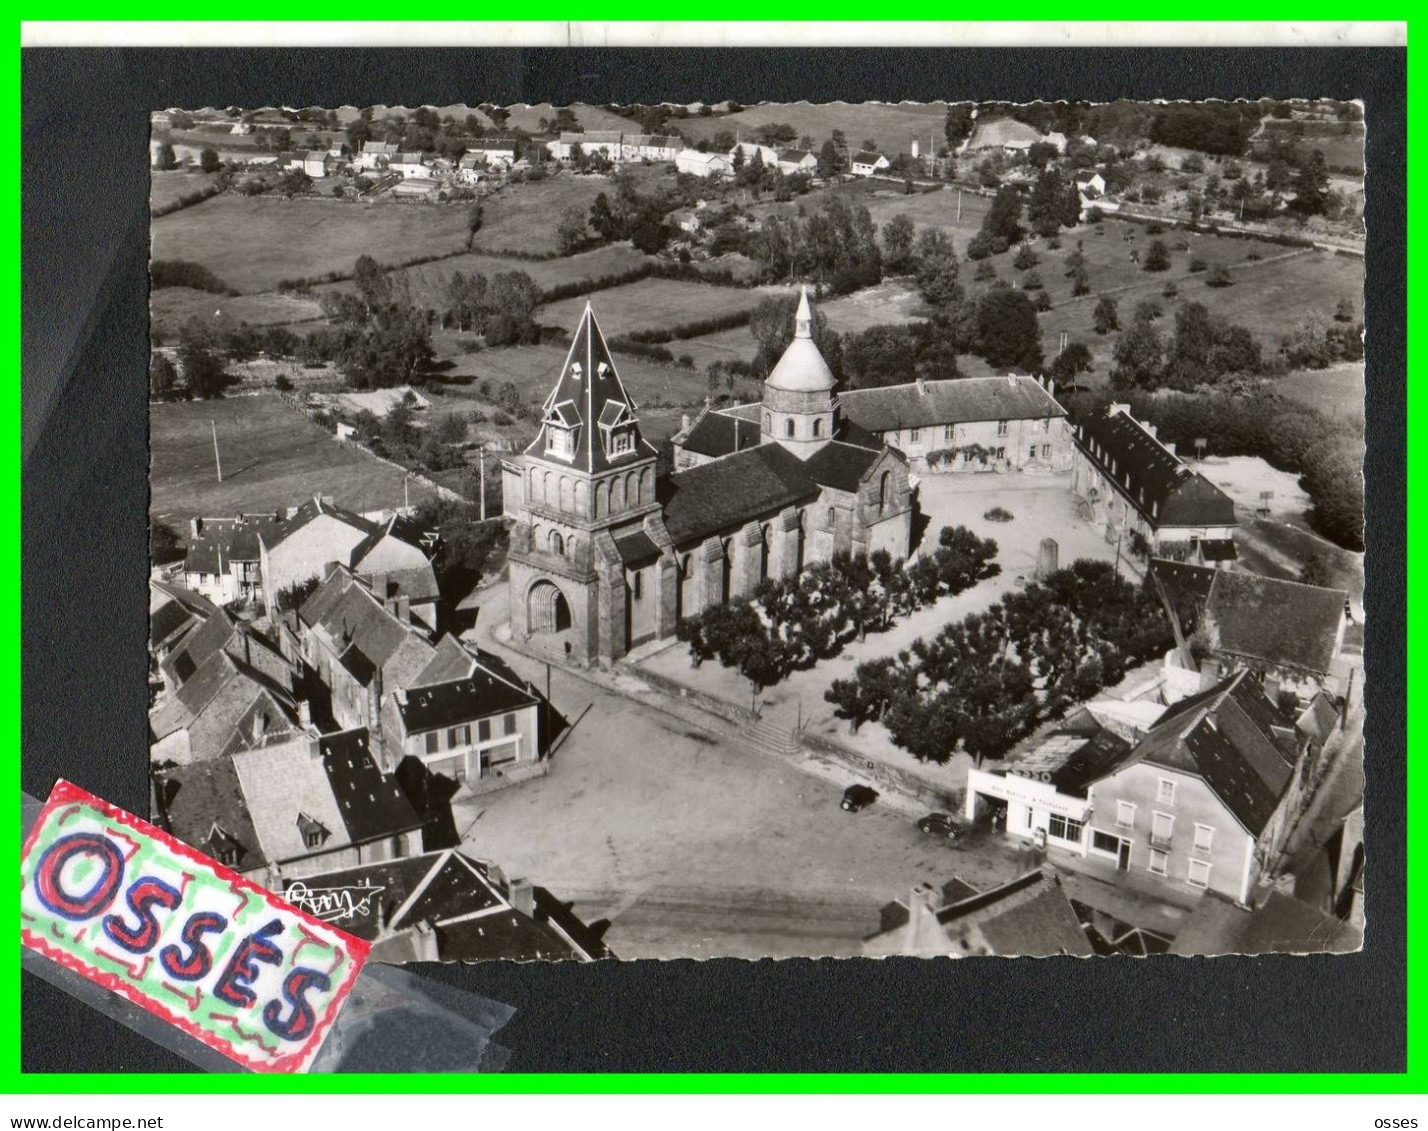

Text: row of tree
xmin=825 ymin=559 xmax=1180 ymax=765
xmin=677 ymin=527 xmax=1001 ymax=694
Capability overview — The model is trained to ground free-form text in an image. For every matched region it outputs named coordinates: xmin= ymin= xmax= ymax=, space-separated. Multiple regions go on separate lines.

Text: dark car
xmin=841 ymin=784 xmax=878 ymax=812
xmin=916 ymin=812 xmax=966 ymax=841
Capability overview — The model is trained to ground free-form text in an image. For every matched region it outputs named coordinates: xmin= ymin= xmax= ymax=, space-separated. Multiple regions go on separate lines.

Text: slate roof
xmin=363 ymin=141 xmax=398 ymax=155
xmin=562 ymin=130 xmax=624 ymax=145
xmin=151 ymin=599 xmax=198 ymax=652
xmin=776 ymin=147 xmax=814 ymax=164
xmin=301 ymin=567 xmax=432 ymax=679
xmin=802 ymin=441 xmax=885 ymax=493
xmin=525 ymin=303 xmax=660 ymax=474
xmin=852 ymin=150 xmax=885 ymax=165
xmin=935 ymin=868 xmax=1094 ymax=957
xmin=614 ymin=529 xmax=662 ymax=566
xmin=1072 ymin=409 xmax=1237 ymax=530
xmin=1170 ymin=889 xmax=1360 ymax=956
xmin=183 ymin=515 xmax=284 ymax=574
xmin=838 ymin=376 xmax=1066 ymax=433
xmin=152 ymin=759 xmax=261 ymax=872
xmin=660 ymin=443 xmax=821 ymax=545
xmin=680 ymin=408 xmax=763 ymax=458
xmin=1115 ymin=671 xmax=1298 ymax=836
xmin=319 ymin=728 xmax=424 ymax=844
xmin=411 ymin=634 xmax=478 ymax=687
xmin=164 ymin=606 xmax=237 ymax=688
xmin=1003 ymin=715 xmax=1136 ymax=799
xmin=263 ymin=496 xmax=379 ymax=551
xmin=394 ymin=669 xmax=537 ymax=735
xmin=1152 ymin=559 xmax=1347 ymax=675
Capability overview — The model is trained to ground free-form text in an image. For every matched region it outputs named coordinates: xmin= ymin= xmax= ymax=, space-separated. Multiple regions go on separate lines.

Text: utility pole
xmin=478 ymin=445 xmax=486 ymax=522
xmin=404 ymin=474 xmax=409 ymax=512
xmin=957 ymin=189 xmax=963 ymax=224
xmin=211 ymin=420 xmax=223 ymax=483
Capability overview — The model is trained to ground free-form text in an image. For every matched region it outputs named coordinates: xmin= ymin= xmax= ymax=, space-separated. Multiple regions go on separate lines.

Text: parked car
xmin=916 ymin=812 xmax=966 ymax=841
xmin=841 ymin=784 xmax=878 ymax=812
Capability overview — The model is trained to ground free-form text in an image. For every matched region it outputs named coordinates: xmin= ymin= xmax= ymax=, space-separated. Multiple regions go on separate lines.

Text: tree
xmin=1093 ymin=296 xmax=1120 ymax=335
xmin=974 ymin=287 xmax=1043 ymax=371
xmin=913 ymin=228 xmax=962 ymax=307
xmin=1334 ymin=297 xmax=1355 ymax=323
xmin=983 ymin=185 xmax=1025 ymax=245
xmin=177 ymin=326 xmax=230 ymax=398
xmin=817 ymin=139 xmax=842 ymax=179
xmin=1048 ymin=341 xmax=1093 ymax=383
xmin=749 ymin=293 xmax=840 ymax=378
xmin=556 ymin=206 xmax=588 ymax=255
xmin=154 ymin=142 xmax=177 ymax=170
xmin=1027 ymin=165 xmax=1071 ymax=236
xmin=630 ymin=215 xmax=671 ymax=255
xmin=881 ymin=213 xmax=916 ymax=275
xmin=1291 ymin=150 xmax=1331 ymax=216
xmin=198 ymin=147 xmax=220 ymax=173
xmin=150 ymin=520 xmax=184 ymax=566
xmin=466 ymin=200 xmax=483 ymax=249
xmin=1133 ymin=298 xmax=1163 ymax=324
xmin=1012 ymin=244 xmax=1039 ymax=271
xmin=1109 ymin=317 xmax=1165 ymax=392
xmin=149 ymin=352 xmax=179 ymax=400
xmin=1143 ymin=239 xmax=1171 ymax=272
xmin=1206 ymin=264 xmax=1234 ymax=287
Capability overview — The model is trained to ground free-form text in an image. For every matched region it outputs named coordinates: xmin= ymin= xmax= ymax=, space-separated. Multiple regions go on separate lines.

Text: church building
xmin=504 ymin=289 xmax=914 ymax=666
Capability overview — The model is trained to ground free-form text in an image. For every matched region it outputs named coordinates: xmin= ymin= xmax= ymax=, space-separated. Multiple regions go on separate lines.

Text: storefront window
xmin=1048 ymin=814 xmax=1084 ymax=844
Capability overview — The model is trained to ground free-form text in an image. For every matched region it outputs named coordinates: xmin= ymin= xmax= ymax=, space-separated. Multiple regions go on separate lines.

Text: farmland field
xmin=537 ymin=277 xmax=795 ymax=337
xmin=425 ymin=338 xmax=713 ymax=408
xmin=678 ymin=101 xmax=948 ymax=159
xmin=149 ymin=170 xmax=223 ymax=212
xmin=150 ymin=195 xmax=475 ymax=293
xmin=470 ymin=169 xmax=667 ymax=255
xmin=150 ymin=394 xmax=442 ymax=527
xmin=150 ymin=288 xmax=325 ymax=336
xmin=1275 ymin=362 xmax=1366 ymax=418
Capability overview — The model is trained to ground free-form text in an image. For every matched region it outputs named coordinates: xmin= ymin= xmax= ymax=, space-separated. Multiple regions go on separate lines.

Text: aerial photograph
xmin=145 ymin=97 xmax=1366 ymax=962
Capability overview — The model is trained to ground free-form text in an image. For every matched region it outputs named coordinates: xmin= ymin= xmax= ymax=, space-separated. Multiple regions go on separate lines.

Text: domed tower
xmin=762 ymin=286 xmax=837 ymax=457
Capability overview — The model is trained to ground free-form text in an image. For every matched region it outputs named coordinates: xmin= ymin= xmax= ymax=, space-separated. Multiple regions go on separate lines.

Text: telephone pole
xmin=478 ymin=445 xmax=486 ymax=522
xmin=211 ymin=420 xmax=223 ymax=483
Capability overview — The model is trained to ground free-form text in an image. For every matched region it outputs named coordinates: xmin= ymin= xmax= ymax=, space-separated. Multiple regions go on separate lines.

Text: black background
xmin=21 ymin=45 xmax=1407 ymax=1074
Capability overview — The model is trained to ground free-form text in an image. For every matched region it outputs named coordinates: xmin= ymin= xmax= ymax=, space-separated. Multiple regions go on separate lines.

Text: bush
xmin=983 ymin=506 xmax=1014 ymax=522
xmin=273 ymin=374 xmax=293 ymax=392
xmin=151 ymin=260 xmax=233 ymax=294
xmin=1188 ymin=257 xmax=1208 ymax=273
xmin=1206 ymin=264 xmax=1234 ymax=287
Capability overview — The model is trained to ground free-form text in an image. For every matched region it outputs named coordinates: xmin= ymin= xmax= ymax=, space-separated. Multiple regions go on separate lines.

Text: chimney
xmin=507 ymin=878 xmax=535 ymax=918
xmin=410 ymin=920 xmax=440 ymax=962
xmin=1145 ymin=423 xmax=1158 ymax=438
xmin=297 ymin=700 xmax=312 ymax=729
xmin=252 ymin=710 xmax=266 ymax=743
xmin=1109 ymin=403 xmax=1130 ymax=417
xmin=397 ymin=596 xmax=411 ymax=624
xmin=308 ymin=735 xmax=322 ymax=760
xmin=1047 ymin=378 xmax=1055 ymax=399
xmin=915 ymin=375 xmax=927 ymax=395
xmin=1164 ymin=441 xmax=1177 ymax=456
xmin=1199 ymin=656 xmax=1223 ymax=692
xmin=680 ymin=413 xmax=690 ymax=432
xmin=190 ymin=518 xmax=202 ymax=538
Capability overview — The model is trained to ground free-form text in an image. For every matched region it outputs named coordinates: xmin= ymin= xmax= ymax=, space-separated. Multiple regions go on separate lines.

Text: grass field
xmin=471 ymin=169 xmax=665 ymax=255
xmin=426 ymin=338 xmax=713 ymax=409
xmin=150 ymin=288 xmax=325 ymax=336
xmin=1275 ymin=362 xmax=1366 ymax=418
xmin=150 ymin=195 xmax=475 ymax=293
xmin=149 ymin=169 xmax=223 ymax=212
xmin=150 ymin=394 xmax=442 ymax=526
xmin=501 ymin=102 xmax=638 ymax=135
xmin=314 ymin=243 xmax=653 ymax=312
xmin=538 ymin=277 xmax=794 ymax=337
xmin=677 ymin=101 xmax=947 ymax=159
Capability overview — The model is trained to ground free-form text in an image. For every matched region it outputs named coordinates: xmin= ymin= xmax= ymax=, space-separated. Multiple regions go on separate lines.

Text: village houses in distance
xmin=149 ymin=98 xmax=1366 ymax=960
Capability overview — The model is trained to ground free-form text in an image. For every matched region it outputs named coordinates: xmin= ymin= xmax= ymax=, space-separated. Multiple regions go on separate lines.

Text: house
xmin=357 ymin=140 xmax=399 ymax=171
xmin=300 ymin=151 xmax=331 ymax=178
xmin=1151 ymin=559 xmax=1353 ymax=703
xmin=503 ymin=291 xmax=913 ymax=666
xmin=390 ymin=179 xmax=440 ymax=202
xmin=1076 ymin=172 xmax=1107 ymax=198
xmin=549 ymin=131 xmax=624 ymax=161
xmin=381 ymin=639 xmax=543 ymax=793
xmin=729 ymin=140 xmax=779 ymax=167
xmin=181 ymin=513 xmax=284 ymax=607
xmin=151 ymin=726 xmax=425 ymax=886
xmin=331 ymin=385 xmax=430 ymax=418
xmin=674 ymin=149 xmax=731 ymax=178
xmin=1069 ymin=403 xmax=1238 ymax=558
xmin=149 ymin=578 xmax=221 ymax=672
xmin=281 ymin=849 xmax=611 ymax=963
xmin=961 ymin=116 xmax=1049 ymax=154
xmin=775 ymin=147 xmax=818 ymax=175
xmin=148 ymin=637 xmax=302 ymax=766
xmin=862 ymin=867 xmax=1093 ymax=957
xmin=1080 ymin=672 xmax=1320 ymax=905
xmin=465 ymin=138 xmax=519 ymax=168
xmin=620 ymin=134 xmax=681 ymax=162
xmin=833 ymin=374 xmax=1071 ymax=473
xmin=670 ymin=208 xmax=701 ymax=234
xmin=259 ymin=495 xmax=437 ymax=624
xmin=850 ymin=150 xmax=891 ymax=177
xmin=456 ymin=153 xmax=486 ymax=184
xmin=154 ymin=596 xmax=294 ymax=707
xmin=296 ymin=565 xmax=439 ymax=737
xmin=390 ymin=152 xmax=431 ymax=178
xmin=1169 ymin=888 xmax=1360 ymax=955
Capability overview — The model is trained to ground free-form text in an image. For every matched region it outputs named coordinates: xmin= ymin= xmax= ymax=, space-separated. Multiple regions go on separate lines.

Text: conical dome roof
xmin=765 ymin=286 xmax=835 ymax=394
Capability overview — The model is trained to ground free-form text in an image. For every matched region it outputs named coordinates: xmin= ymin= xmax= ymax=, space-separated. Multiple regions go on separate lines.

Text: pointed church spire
xmin=794 ymin=285 xmax=812 ymax=339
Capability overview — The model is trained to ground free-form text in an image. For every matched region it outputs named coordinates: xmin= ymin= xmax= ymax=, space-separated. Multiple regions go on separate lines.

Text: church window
xmin=764 ymin=412 xmax=772 ymax=432
xmin=549 ymin=531 xmax=565 ymax=556
xmin=813 ymin=418 xmax=823 ymax=437
xmin=632 ymin=572 xmax=642 ymax=599
xmin=878 ymin=471 xmax=894 ymax=516
xmin=827 ymin=507 xmax=836 ymax=528
xmin=785 ymin=419 xmax=795 ymax=439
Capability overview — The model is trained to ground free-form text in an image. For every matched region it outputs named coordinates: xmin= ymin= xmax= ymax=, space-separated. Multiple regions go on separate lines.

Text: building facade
xmin=504 ymin=291 xmax=913 ymax=666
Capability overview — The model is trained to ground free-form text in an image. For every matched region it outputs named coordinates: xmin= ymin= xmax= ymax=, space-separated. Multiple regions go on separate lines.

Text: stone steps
xmin=743 ymin=718 xmax=799 ymax=759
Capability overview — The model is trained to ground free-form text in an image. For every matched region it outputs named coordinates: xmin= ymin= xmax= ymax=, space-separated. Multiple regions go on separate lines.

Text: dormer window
xmin=296 ymin=812 xmax=330 ymax=850
xmin=610 ymin=429 xmax=634 ymax=456
xmin=546 ymin=427 xmax=575 ymax=459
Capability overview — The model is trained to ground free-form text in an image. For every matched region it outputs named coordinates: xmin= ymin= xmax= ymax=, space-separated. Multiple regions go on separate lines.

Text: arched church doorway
xmin=527 ymin=580 xmax=573 ymax=635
